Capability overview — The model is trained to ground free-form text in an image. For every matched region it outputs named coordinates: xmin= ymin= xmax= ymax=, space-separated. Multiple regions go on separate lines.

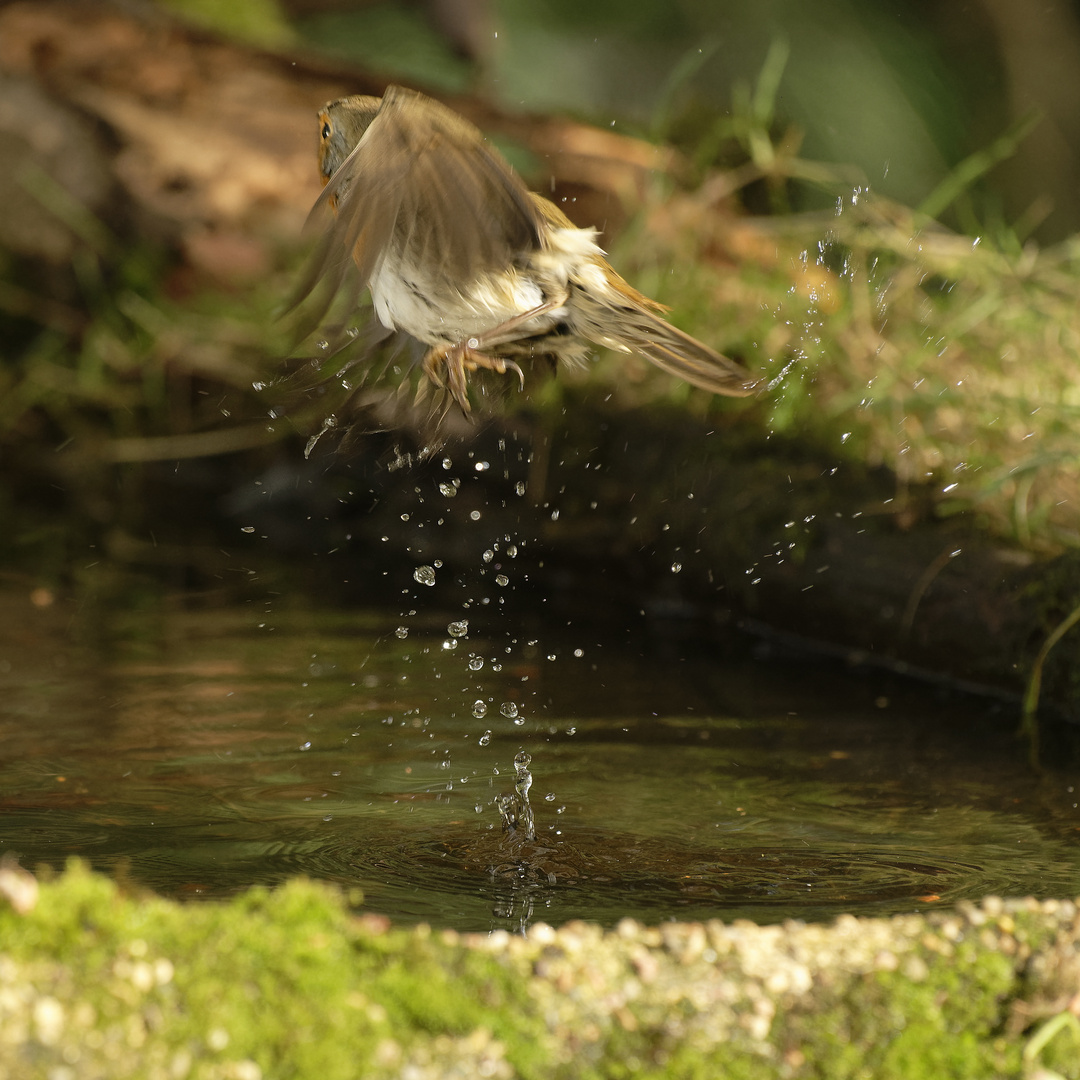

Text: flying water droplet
xmin=413 ymin=566 xmax=436 ymax=587
xmin=468 ymin=656 xmax=484 ymax=671
xmin=473 ymin=701 xmax=488 ymax=719
xmin=499 ymin=702 xmax=518 ymax=719
xmin=448 ymin=619 xmax=468 ymax=637
xmin=495 ymin=574 xmax=509 ymax=587
xmin=438 ymin=483 xmax=457 ymax=498
xmin=515 ymin=481 xmax=526 ymax=496
xmin=671 ymin=562 xmax=682 ymax=574
xmin=478 ymin=728 xmax=491 ymax=744
xmin=394 ymin=626 xmax=408 ymax=639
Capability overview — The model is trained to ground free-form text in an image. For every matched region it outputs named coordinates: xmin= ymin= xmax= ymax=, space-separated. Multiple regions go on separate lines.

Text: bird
xmin=289 ymin=85 xmax=758 ymax=416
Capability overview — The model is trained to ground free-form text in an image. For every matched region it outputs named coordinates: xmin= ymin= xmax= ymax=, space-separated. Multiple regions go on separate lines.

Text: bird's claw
xmin=423 ymin=340 xmax=526 ymax=415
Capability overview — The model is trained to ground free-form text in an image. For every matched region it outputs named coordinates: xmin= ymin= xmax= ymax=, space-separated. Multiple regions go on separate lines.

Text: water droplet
xmin=499 ymin=701 xmax=518 ymax=719
xmin=491 ymin=662 xmax=502 ymax=672
xmin=573 ymin=648 xmax=584 ymax=658
xmin=400 ymin=513 xmax=410 ymax=522
xmin=241 ymin=526 xmax=255 ymax=534
xmin=547 ymin=654 xmax=556 ymax=661
xmin=482 ymin=549 xmax=495 ymax=563
xmin=316 ymin=340 xmax=329 ymax=351
xmin=469 ymin=510 xmax=482 ymax=521
xmin=506 ymin=545 xmax=518 ymax=557
xmin=441 ymin=639 xmax=458 ymax=651
xmin=468 ymin=656 xmax=484 ymax=671
xmin=671 ymin=562 xmax=682 ymax=574
xmin=299 ymin=741 xmax=311 ymax=751
xmin=413 ymin=565 xmax=436 ymax=586
xmin=544 ymin=792 xmax=556 ymax=802
xmin=448 ymin=619 xmax=469 ymax=637
xmin=515 ymin=481 xmax=527 ymax=496
xmin=438 ymin=483 xmax=457 ymax=498
xmin=473 ymin=702 xmax=488 ymax=719
xmin=394 ymin=626 xmax=408 ymax=639
xmin=475 ymin=461 xmax=490 ymax=472
xmin=495 ymin=574 xmax=509 ymax=587
xmin=841 ymin=432 xmax=851 ymax=444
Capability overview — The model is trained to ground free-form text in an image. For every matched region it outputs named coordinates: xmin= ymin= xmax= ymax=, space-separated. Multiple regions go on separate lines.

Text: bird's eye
xmin=321 ymin=121 xmax=332 ymax=139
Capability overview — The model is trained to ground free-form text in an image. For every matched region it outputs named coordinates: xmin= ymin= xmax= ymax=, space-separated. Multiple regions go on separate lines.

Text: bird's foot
xmin=423 ymin=338 xmax=525 ymax=414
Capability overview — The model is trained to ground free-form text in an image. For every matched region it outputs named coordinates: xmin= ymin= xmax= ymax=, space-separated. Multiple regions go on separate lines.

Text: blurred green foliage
xmin=157 ymin=0 xmax=295 ymax=48
xmin=297 ymin=5 xmax=473 ymax=92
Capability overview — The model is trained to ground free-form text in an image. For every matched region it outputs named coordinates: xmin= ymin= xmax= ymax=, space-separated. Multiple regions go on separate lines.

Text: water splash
xmin=413 ymin=565 xmax=437 ymax=587
xmin=496 ymin=751 xmax=536 ymax=841
xmin=304 ymin=414 xmax=337 ymax=459
xmin=513 ymin=751 xmax=536 ymax=841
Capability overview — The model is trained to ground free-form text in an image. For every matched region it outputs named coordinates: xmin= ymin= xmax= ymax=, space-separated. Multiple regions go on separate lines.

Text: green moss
xmin=0 ymin=862 xmax=553 ymax=1078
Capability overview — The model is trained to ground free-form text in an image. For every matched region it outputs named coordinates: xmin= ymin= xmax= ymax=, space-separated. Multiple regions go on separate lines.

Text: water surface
xmin=2 ymin=589 xmax=1078 ymax=932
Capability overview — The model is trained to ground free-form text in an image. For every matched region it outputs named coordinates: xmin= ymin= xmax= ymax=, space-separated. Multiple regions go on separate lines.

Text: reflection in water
xmin=2 ymin=591 xmax=1080 ymax=933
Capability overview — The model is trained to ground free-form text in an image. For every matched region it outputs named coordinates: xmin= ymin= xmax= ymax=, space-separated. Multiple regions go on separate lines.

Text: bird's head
xmin=317 ymin=95 xmax=383 ymax=184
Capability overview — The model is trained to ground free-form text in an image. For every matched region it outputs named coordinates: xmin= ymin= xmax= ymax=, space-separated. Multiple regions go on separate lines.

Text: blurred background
xmin=166 ymin=0 xmax=1080 ymax=243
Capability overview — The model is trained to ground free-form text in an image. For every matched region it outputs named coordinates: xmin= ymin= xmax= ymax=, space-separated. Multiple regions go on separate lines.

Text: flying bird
xmin=291 ymin=85 xmax=757 ymax=416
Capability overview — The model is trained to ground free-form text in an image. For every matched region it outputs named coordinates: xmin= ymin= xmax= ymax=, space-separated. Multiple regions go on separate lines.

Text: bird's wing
xmin=296 ymin=87 xmax=542 ymax=318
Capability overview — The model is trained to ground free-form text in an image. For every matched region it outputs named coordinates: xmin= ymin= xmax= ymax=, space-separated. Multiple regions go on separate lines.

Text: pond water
xmin=2 ymin=587 xmax=1079 ymax=933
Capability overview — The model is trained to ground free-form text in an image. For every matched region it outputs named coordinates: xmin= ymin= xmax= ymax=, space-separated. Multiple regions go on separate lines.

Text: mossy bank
xmin=3 ymin=860 xmax=1080 ymax=1079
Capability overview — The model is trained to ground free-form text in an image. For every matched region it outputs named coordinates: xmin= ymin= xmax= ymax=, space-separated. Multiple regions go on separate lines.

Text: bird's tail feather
xmin=580 ymin=289 xmax=758 ymax=397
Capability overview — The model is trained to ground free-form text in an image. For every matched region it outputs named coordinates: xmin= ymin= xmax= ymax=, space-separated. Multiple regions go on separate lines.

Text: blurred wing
xmin=287 ymin=85 xmax=542 ymax=340
xmin=376 ymin=86 xmax=543 ymax=279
